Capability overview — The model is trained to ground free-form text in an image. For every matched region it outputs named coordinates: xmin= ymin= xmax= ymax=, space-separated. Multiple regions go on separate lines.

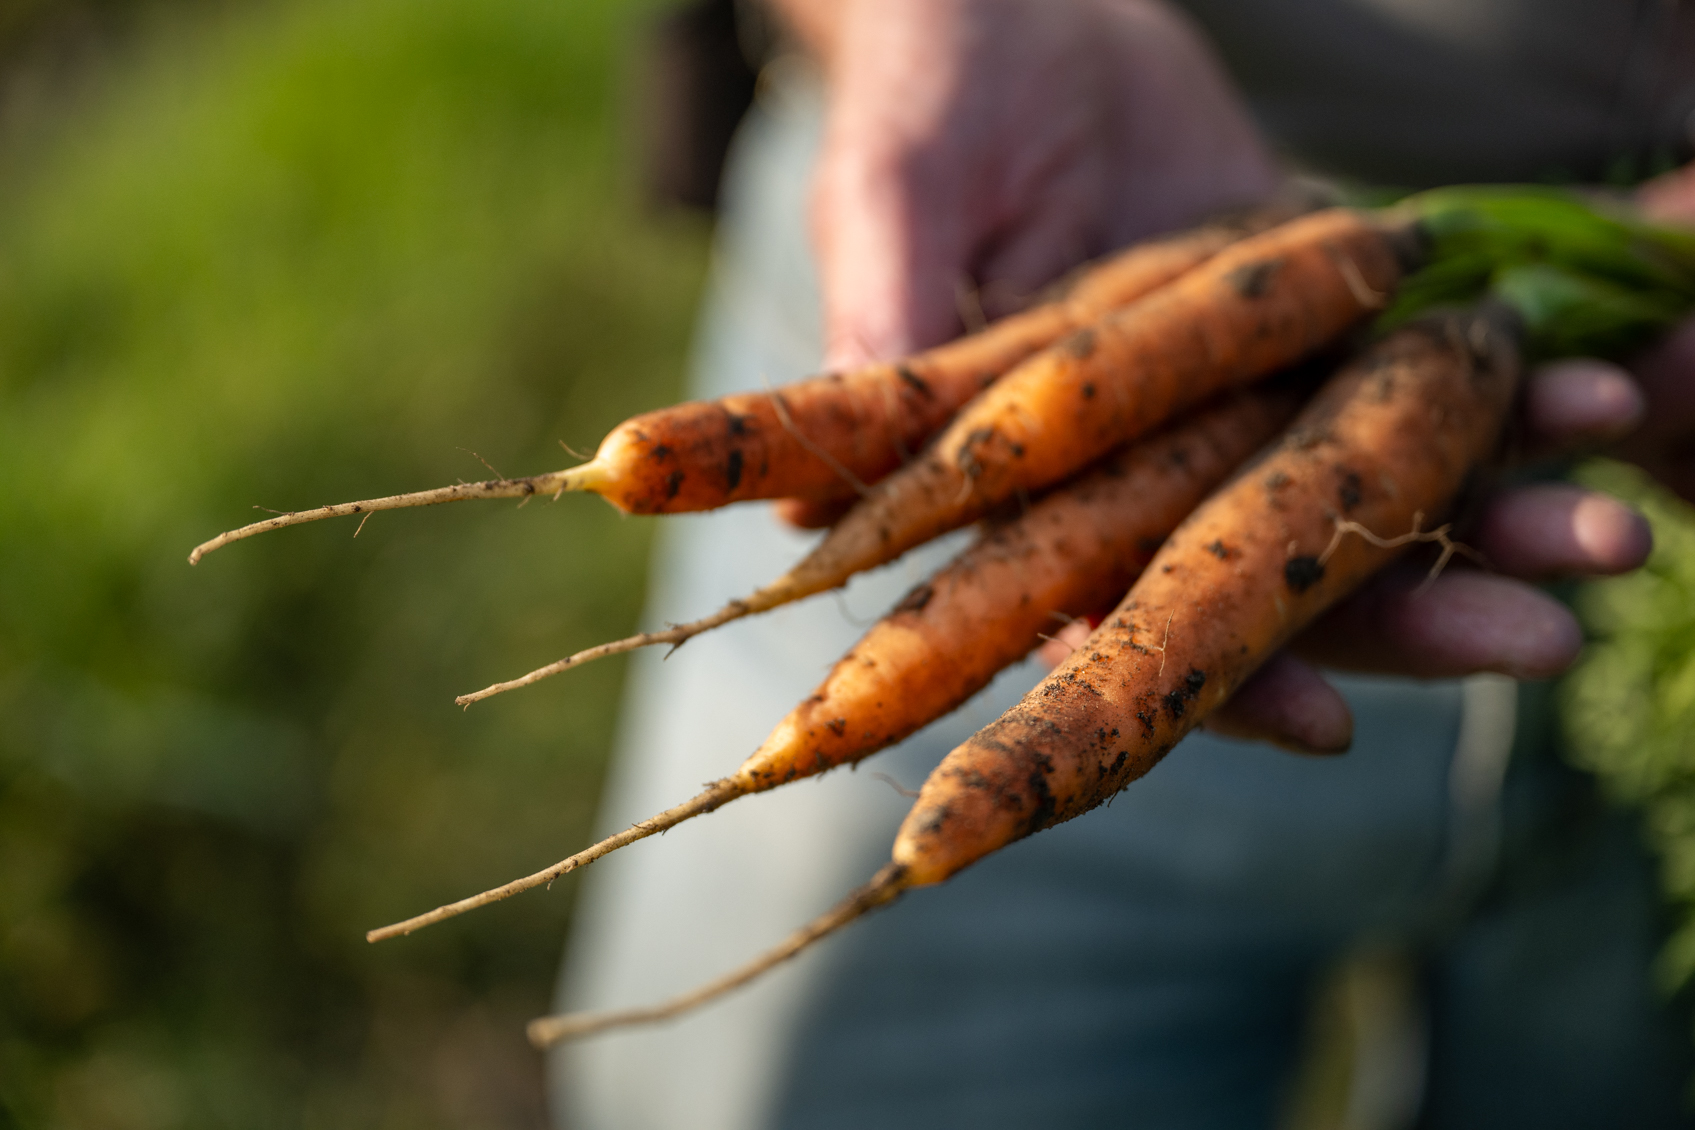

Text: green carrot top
xmin=1383 ymin=185 xmax=1695 ymax=359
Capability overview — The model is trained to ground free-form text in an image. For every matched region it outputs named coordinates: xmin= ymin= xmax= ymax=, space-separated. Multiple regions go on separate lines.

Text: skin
xmin=767 ymin=0 xmax=1693 ymax=752
xmin=777 ymin=0 xmax=1280 ymax=366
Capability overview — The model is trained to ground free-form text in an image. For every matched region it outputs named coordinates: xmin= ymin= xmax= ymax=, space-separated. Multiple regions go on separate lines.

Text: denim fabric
xmin=772 ymin=685 xmax=1692 ymax=1129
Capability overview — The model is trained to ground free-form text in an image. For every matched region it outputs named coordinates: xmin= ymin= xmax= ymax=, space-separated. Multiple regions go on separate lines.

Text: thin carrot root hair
xmin=1318 ymin=510 xmax=1486 ymax=589
xmin=187 ymin=462 xmax=612 ymax=565
xmin=525 ymin=863 xmax=910 ymax=1047
xmin=365 ymin=779 xmax=743 ymax=943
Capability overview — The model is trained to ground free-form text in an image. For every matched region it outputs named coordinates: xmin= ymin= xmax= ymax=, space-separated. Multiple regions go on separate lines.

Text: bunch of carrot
xmin=190 ymin=186 xmax=1695 ymax=1045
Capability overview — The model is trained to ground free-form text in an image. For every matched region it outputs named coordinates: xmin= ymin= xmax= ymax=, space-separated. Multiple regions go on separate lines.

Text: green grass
xmin=0 ymin=0 xmax=709 ymax=1124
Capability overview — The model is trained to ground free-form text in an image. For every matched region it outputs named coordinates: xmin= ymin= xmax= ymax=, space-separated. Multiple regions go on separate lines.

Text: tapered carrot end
xmin=525 ymin=863 xmax=910 ymax=1046
xmin=365 ymin=780 xmax=745 ymax=944
xmin=188 ymin=461 xmax=611 ymax=564
xmin=454 ymin=580 xmax=807 ymax=707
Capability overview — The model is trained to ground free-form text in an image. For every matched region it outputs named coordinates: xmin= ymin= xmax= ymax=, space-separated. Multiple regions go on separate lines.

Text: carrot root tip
xmin=524 ymin=863 xmax=910 ymax=1046
xmin=188 ymin=460 xmax=610 ymax=564
xmin=365 ymin=779 xmax=747 ymax=944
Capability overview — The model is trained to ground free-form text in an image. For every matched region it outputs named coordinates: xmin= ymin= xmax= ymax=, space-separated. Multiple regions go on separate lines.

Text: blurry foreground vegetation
xmin=0 ymin=0 xmax=707 ymax=1123
xmin=1565 ymin=461 xmax=1695 ymax=997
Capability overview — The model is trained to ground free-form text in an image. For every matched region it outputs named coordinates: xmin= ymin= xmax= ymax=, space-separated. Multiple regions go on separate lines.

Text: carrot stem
xmin=524 ymin=863 xmax=909 ymax=1047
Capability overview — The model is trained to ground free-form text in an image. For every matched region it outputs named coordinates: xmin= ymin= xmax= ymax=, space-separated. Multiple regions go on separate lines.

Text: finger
xmin=808 ymin=3 xmax=975 ymax=369
xmin=1203 ymin=651 xmax=1354 ymax=755
xmin=1522 ymin=359 xmax=1645 ymax=451
xmin=1622 ymin=318 xmax=1695 ymax=501
xmin=812 ymin=144 xmax=964 ymax=368
xmin=1034 ymin=618 xmax=1092 ymax=670
xmin=970 ymin=172 xmax=1103 ymax=321
xmin=1472 ymin=484 xmax=1652 ymax=580
xmin=772 ymin=494 xmax=857 ymax=530
xmin=1293 ymin=566 xmax=1583 ymax=681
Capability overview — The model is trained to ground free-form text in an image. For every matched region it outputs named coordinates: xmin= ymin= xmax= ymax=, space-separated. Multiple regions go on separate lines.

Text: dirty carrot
xmin=471 ymin=207 xmax=1414 ymax=701
xmin=188 ymin=208 xmax=1296 ymax=566
xmin=368 ymin=388 xmax=1300 ymax=941
xmin=891 ymin=307 xmax=1520 ymax=887
xmin=523 ymin=308 xmax=1520 ymax=1044
xmin=582 ymin=203 xmax=1299 ymax=513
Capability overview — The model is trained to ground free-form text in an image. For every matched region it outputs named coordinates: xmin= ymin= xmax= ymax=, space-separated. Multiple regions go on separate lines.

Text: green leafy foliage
xmin=1383 ymin=186 xmax=1695 ymax=359
xmin=1564 ymin=461 xmax=1695 ymax=993
xmin=0 ymin=0 xmax=708 ymax=1124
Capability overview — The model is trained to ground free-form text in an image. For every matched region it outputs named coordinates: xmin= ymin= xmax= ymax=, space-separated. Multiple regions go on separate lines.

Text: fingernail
xmin=1531 ymin=362 xmax=1646 ymax=441
xmin=1571 ymin=495 xmax=1653 ymax=573
xmin=1494 ymin=612 xmax=1585 ymax=680
xmin=1278 ymin=718 xmax=1353 ymax=757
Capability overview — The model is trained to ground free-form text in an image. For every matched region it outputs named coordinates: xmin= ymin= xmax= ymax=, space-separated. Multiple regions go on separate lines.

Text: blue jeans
xmin=772 ymin=681 xmax=1692 ymax=1129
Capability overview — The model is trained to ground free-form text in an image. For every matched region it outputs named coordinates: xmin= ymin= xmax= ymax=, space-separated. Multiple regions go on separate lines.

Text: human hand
xmin=776 ymin=0 xmax=1279 ymax=369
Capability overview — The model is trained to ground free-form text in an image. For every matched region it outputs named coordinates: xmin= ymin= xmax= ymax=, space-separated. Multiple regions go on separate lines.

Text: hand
xmin=776 ymin=0 xmax=1280 ymax=369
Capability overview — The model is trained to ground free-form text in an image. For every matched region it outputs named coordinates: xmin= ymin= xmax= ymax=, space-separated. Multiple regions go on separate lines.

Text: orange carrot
xmin=798 ymin=208 xmax=1414 ymax=582
xmin=586 ymin=206 xmax=1297 ymax=514
xmin=521 ymin=307 xmax=1521 ymax=1045
xmin=894 ymin=306 xmax=1520 ymax=886
xmin=732 ymin=388 xmax=1301 ymax=789
xmin=366 ymin=387 xmax=1301 ymax=941
xmin=470 ymin=208 xmax=1414 ymax=702
xmin=188 ymin=207 xmax=1299 ymax=565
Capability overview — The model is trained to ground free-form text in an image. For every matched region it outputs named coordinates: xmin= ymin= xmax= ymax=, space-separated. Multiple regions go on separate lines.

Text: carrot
xmin=187 ymin=206 xmax=1301 ymax=566
xmin=468 ymin=208 xmax=1415 ymax=703
xmin=729 ymin=388 xmax=1302 ymax=789
xmin=407 ymin=390 xmax=1299 ymax=931
xmin=367 ymin=387 xmax=1302 ymax=942
xmin=520 ymin=307 xmax=1521 ymax=1045
xmin=889 ymin=307 xmax=1519 ymax=886
xmin=583 ymin=204 xmax=1299 ymax=514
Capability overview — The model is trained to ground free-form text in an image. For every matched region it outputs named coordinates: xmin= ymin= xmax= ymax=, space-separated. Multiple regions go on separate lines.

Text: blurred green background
xmin=0 ymin=0 xmax=707 ymax=1123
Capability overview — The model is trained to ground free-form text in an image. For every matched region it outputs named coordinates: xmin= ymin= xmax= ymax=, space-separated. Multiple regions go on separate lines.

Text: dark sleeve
xmin=1170 ymin=0 xmax=1695 ymax=186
